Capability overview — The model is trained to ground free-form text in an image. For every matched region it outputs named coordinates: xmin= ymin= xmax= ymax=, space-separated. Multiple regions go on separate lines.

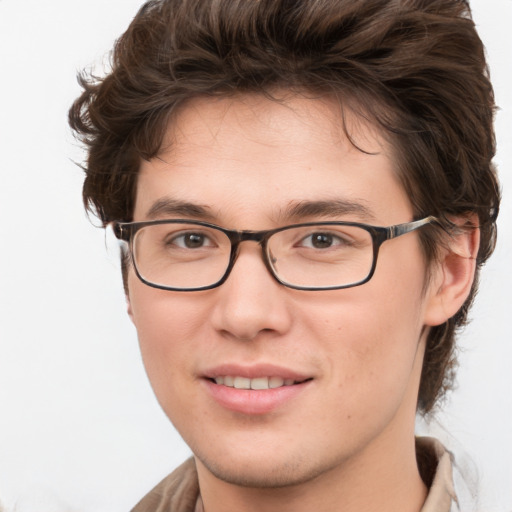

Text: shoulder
xmin=131 ymin=458 xmax=199 ymax=512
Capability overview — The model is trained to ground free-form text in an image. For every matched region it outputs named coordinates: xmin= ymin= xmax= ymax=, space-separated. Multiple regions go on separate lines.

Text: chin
xmin=196 ymin=450 xmax=334 ymax=489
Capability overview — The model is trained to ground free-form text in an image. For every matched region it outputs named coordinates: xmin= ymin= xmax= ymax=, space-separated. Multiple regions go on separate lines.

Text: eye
xmin=168 ymin=231 xmax=214 ymax=249
xmin=299 ymin=232 xmax=348 ymax=249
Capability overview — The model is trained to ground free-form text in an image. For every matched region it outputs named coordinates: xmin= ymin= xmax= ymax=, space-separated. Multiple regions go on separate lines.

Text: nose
xmin=210 ymin=243 xmax=293 ymax=341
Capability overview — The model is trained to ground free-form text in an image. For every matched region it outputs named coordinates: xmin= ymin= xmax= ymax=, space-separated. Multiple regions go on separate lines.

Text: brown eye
xmin=183 ymin=233 xmax=206 ymax=248
xmin=300 ymin=232 xmax=346 ymax=249
xmin=310 ymin=233 xmax=334 ymax=249
xmin=167 ymin=232 xmax=213 ymax=249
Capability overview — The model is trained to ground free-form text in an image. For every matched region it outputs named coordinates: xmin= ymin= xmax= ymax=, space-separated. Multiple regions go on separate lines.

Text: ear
xmin=424 ymin=216 xmax=480 ymax=326
xmin=126 ymin=292 xmax=135 ymax=323
xmin=120 ymin=245 xmax=135 ymax=323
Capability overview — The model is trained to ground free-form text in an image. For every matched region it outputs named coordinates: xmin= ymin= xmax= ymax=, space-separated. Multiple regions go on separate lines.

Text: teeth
xmin=269 ymin=376 xmax=285 ymax=388
xmin=251 ymin=377 xmax=269 ymax=390
xmin=234 ymin=377 xmax=251 ymax=389
xmin=214 ymin=376 xmax=297 ymax=390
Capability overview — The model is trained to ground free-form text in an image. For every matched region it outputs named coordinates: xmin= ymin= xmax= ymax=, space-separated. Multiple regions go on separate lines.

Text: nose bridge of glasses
xmin=227 ymin=229 xmax=270 ymax=251
xmin=236 ymin=230 xmax=268 ymax=242
xmin=227 ymin=229 xmax=274 ymax=273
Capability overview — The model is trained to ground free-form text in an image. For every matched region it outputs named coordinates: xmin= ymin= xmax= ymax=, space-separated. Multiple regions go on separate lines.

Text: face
xmin=127 ymin=93 xmax=440 ymax=489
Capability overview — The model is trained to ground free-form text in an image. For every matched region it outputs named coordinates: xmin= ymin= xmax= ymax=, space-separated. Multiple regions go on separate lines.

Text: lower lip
xmin=202 ymin=379 xmax=312 ymax=415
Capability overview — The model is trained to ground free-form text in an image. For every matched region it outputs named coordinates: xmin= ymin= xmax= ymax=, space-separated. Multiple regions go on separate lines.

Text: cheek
xmin=128 ymin=277 xmax=210 ymax=395
xmin=300 ymin=264 xmax=427 ymax=402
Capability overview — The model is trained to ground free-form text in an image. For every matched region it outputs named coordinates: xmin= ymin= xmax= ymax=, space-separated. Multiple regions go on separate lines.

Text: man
xmin=69 ymin=0 xmax=499 ymax=510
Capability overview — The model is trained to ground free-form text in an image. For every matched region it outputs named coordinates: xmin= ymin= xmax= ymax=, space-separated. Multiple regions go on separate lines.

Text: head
xmin=69 ymin=0 xmax=498 ymax=427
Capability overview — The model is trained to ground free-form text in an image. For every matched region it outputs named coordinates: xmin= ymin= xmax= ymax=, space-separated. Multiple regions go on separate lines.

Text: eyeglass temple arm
xmin=387 ymin=216 xmax=438 ymax=239
xmin=112 ymin=222 xmax=130 ymax=242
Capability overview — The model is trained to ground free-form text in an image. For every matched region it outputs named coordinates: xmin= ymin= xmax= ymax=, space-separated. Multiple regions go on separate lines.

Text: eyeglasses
xmin=113 ymin=216 xmax=437 ymax=291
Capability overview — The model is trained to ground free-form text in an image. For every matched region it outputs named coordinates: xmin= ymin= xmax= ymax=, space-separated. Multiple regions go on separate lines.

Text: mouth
xmin=210 ymin=376 xmax=312 ymax=390
xmin=202 ymin=366 xmax=314 ymax=415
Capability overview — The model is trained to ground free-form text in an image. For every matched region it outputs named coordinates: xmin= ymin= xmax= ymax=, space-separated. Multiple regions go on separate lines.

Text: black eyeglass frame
xmin=113 ymin=216 xmax=438 ymax=292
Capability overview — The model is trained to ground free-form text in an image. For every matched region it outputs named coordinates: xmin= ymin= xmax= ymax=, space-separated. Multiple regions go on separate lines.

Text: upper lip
xmin=201 ymin=363 xmax=313 ymax=381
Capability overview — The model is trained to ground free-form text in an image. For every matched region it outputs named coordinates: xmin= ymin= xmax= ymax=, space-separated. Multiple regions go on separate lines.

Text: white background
xmin=0 ymin=1 xmax=510 ymax=511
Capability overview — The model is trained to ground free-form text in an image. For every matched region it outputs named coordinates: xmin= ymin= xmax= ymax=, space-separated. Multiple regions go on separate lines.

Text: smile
xmin=213 ymin=376 xmax=305 ymax=390
xmin=204 ymin=374 xmax=313 ymax=415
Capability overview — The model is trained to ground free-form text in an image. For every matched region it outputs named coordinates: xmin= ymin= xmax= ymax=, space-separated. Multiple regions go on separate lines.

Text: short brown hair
xmin=69 ymin=0 xmax=500 ymax=413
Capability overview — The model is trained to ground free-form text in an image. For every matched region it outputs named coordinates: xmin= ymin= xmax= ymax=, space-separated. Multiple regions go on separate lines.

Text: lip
xmin=201 ymin=363 xmax=313 ymax=415
xmin=203 ymin=363 xmax=311 ymax=381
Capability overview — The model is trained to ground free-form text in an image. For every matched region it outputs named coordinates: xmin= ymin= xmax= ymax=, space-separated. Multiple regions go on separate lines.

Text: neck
xmin=196 ymin=430 xmax=428 ymax=512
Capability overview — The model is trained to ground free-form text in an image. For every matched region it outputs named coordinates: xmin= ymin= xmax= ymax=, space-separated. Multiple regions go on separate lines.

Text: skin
xmin=126 ymin=93 xmax=477 ymax=512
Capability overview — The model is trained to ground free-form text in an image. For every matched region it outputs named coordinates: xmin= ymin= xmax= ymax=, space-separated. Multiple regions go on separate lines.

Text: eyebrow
xmin=281 ymin=199 xmax=376 ymax=222
xmin=145 ymin=198 xmax=215 ymax=221
xmin=144 ymin=197 xmax=376 ymax=224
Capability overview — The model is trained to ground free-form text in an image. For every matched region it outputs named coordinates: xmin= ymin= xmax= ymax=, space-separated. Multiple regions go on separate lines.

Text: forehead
xmin=134 ymin=93 xmax=412 ymax=225
xmin=166 ymin=93 xmax=383 ymax=162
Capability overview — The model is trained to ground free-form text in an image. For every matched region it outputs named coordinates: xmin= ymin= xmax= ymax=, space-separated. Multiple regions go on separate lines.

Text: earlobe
xmin=424 ymin=217 xmax=480 ymax=326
